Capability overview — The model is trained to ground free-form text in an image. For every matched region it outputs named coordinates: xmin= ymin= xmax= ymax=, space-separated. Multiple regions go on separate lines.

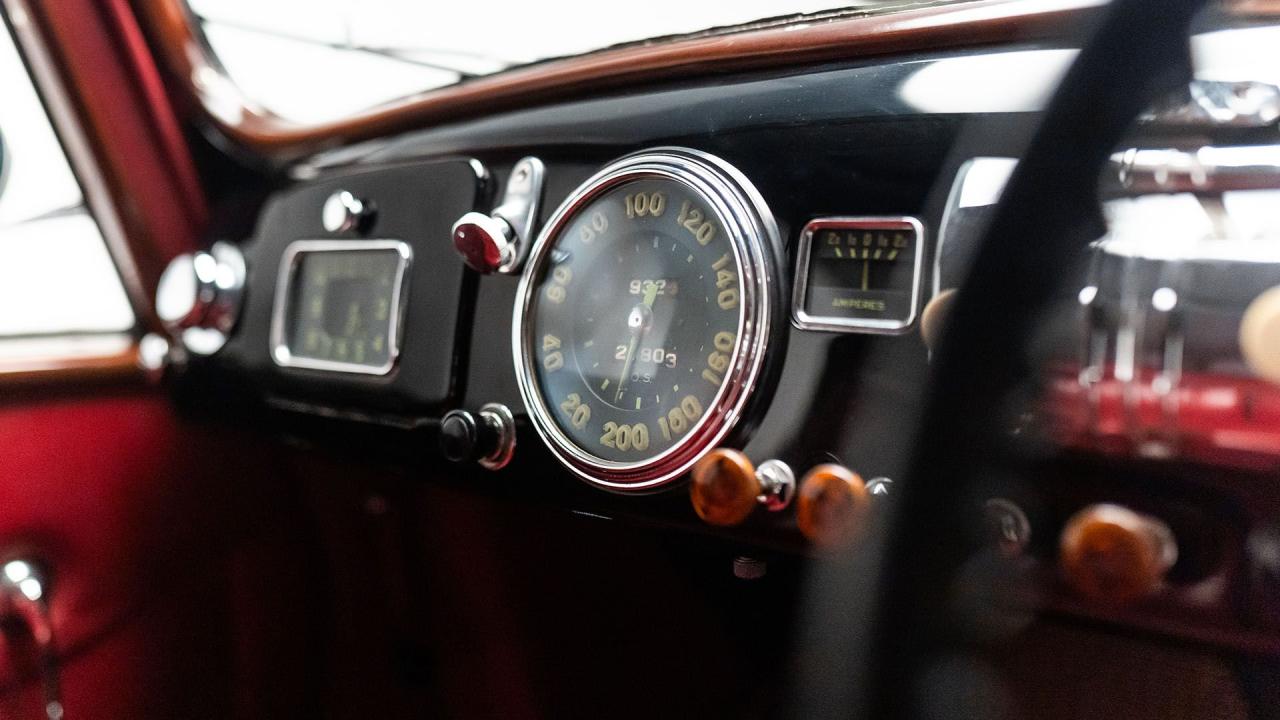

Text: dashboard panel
xmin=216 ymin=159 xmax=486 ymax=413
xmin=177 ymin=43 xmax=1062 ymax=490
xmin=194 ymin=46 xmax=1047 ymax=454
xmin=149 ymin=8 xmax=1280 ymax=685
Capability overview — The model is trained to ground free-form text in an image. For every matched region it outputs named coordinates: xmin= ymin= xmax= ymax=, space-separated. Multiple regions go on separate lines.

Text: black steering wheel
xmin=798 ymin=1 xmax=1212 ymax=717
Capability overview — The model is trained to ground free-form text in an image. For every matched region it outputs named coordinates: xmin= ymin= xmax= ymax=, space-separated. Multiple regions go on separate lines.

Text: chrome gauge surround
xmin=792 ymin=216 xmax=926 ymax=334
xmin=513 ymin=148 xmax=780 ymax=492
xmin=270 ymin=239 xmax=413 ymax=376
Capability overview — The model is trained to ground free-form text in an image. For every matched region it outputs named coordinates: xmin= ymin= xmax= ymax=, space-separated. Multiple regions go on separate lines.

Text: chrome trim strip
xmin=269 ymin=239 xmax=412 ymax=376
xmin=512 ymin=148 xmax=779 ymax=492
xmin=792 ymin=216 xmax=925 ymax=334
xmin=1110 ymin=144 xmax=1280 ymax=195
xmin=1 ymin=0 xmax=149 ymax=323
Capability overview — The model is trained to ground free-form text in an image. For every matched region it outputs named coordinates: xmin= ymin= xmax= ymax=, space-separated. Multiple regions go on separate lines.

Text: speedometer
xmin=513 ymin=149 xmax=782 ymax=491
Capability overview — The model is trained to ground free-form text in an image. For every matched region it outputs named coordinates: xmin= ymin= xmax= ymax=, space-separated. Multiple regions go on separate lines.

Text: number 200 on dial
xmin=514 ymin=151 xmax=778 ymax=491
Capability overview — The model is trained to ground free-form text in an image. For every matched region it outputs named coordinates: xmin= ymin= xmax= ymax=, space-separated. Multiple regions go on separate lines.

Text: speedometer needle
xmin=614 ymin=283 xmax=660 ymax=403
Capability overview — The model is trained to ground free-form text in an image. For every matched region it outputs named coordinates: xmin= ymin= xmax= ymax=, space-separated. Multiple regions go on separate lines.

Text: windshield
xmin=185 ymin=0 xmax=974 ymax=124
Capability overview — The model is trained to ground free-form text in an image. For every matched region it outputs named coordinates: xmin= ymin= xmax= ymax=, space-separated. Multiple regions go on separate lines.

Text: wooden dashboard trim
xmin=136 ymin=0 xmax=1102 ymax=158
xmin=0 ymin=341 xmax=142 ymax=391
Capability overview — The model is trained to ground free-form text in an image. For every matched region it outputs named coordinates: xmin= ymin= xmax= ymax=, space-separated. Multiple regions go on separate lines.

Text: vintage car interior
xmin=3 ymin=0 xmax=1280 ymax=717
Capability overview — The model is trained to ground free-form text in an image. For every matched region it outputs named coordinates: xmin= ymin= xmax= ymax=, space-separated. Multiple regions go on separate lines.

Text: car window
xmin=0 ymin=15 xmax=134 ymax=339
xmin=184 ymin=0 xmax=974 ymax=124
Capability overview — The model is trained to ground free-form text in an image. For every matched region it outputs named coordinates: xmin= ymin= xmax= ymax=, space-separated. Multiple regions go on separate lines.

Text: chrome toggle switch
xmin=155 ymin=241 xmax=246 ymax=355
xmin=452 ymin=157 xmax=544 ymax=274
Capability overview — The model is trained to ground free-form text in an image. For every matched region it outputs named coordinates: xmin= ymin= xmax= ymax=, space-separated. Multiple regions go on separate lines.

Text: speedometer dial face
xmin=514 ymin=150 xmax=778 ymax=491
xmin=533 ymin=177 xmax=741 ymax=461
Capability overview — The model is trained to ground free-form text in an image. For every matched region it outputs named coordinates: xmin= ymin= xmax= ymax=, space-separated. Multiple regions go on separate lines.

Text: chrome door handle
xmin=1 ymin=560 xmax=63 ymax=720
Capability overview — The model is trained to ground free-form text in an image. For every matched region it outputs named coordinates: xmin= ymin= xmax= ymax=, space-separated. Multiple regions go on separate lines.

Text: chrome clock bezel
xmin=512 ymin=148 xmax=779 ymax=492
xmin=270 ymin=239 xmax=413 ymax=376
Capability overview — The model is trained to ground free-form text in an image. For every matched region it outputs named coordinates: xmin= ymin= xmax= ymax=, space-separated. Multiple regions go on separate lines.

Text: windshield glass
xmin=184 ymin=0 xmax=974 ymax=124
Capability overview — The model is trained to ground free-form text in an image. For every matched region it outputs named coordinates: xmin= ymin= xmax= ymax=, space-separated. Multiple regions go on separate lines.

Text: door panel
xmin=0 ymin=0 xmax=302 ymax=715
xmin=0 ymin=391 xmax=311 ymax=717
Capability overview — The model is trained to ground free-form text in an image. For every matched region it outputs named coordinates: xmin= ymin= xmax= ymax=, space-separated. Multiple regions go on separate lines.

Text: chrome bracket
xmin=491 ymin=157 xmax=545 ymax=274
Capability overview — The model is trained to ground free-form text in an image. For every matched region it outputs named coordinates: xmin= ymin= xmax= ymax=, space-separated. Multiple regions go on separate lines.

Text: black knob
xmin=441 ymin=410 xmax=485 ymax=463
xmin=439 ymin=405 xmax=515 ymax=469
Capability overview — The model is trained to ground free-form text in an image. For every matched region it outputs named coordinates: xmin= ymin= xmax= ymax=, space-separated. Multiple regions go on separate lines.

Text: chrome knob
xmin=1 ymin=559 xmax=46 ymax=607
xmin=155 ymin=241 xmax=245 ymax=355
xmin=452 ymin=212 xmax=517 ymax=274
xmin=322 ymin=190 xmax=372 ymax=233
xmin=451 ymin=156 xmax=545 ymax=274
xmin=984 ymin=498 xmax=1032 ymax=558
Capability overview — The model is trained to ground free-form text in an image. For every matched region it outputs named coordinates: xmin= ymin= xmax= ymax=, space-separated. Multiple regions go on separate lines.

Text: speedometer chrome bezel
xmin=512 ymin=148 xmax=779 ymax=492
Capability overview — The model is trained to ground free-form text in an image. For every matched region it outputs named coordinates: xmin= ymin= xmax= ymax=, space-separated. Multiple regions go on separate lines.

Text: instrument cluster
xmin=191 ymin=146 xmax=928 ymax=547
xmin=154 ymin=145 xmax=930 ymax=498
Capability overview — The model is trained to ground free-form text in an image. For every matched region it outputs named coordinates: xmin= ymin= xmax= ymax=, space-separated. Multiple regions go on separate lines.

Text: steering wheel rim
xmin=831 ymin=1 xmax=1214 ymax=717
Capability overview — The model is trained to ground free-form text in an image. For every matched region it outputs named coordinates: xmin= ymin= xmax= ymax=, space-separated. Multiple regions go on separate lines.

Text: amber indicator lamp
xmin=796 ymin=464 xmax=871 ymax=548
xmin=1059 ymin=503 xmax=1177 ymax=605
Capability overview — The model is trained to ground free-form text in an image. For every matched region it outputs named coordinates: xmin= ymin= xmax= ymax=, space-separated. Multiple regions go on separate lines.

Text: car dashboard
xmin=8 ymin=0 xmax=1280 ymax=717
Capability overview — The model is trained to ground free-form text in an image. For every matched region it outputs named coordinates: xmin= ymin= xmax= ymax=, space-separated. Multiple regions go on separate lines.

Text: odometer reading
xmin=530 ymin=178 xmax=743 ymax=463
